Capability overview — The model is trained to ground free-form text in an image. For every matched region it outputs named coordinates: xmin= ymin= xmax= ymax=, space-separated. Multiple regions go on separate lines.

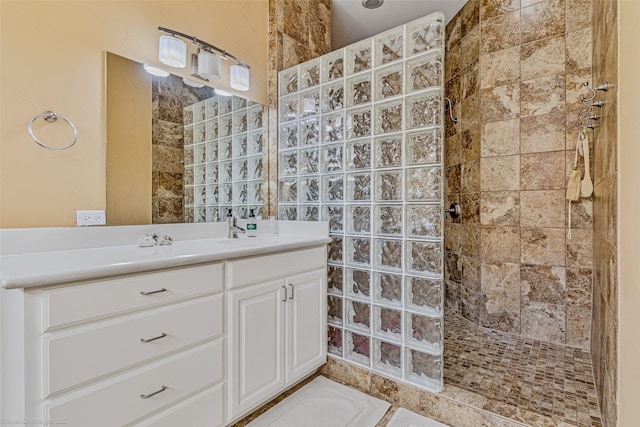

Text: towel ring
xmin=27 ymin=111 xmax=78 ymax=151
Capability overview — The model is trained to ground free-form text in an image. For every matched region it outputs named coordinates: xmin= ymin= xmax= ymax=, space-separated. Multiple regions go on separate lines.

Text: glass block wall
xmin=183 ymin=95 xmax=264 ymax=222
xmin=277 ymin=12 xmax=446 ymax=392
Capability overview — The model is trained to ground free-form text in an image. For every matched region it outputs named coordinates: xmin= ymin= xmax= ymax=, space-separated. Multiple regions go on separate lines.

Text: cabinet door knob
xmin=140 ymin=288 xmax=167 ymax=296
xmin=140 ymin=385 xmax=167 ymax=399
xmin=288 ymin=283 xmax=294 ymax=299
xmin=281 ymin=285 xmax=287 ymax=302
xmin=140 ymin=332 xmax=168 ymax=343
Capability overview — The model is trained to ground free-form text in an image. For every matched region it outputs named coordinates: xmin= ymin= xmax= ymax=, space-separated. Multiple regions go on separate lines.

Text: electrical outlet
xmin=76 ymin=210 xmax=106 ymax=226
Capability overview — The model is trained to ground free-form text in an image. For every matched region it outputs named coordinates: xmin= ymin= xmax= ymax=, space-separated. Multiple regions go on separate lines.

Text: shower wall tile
xmin=480 ymin=84 xmax=520 ymax=123
xmin=480 ymin=261 xmax=521 ymax=333
xmin=480 ymin=155 xmax=520 ymax=191
xmin=566 ymin=267 xmax=592 ymax=348
xmin=462 ymin=255 xmax=481 ymax=292
xmin=565 ymin=67 xmax=593 ymax=113
xmin=520 ymin=36 xmax=566 ymax=81
xmin=480 ymin=0 xmax=521 ymax=20
xmin=520 ymin=0 xmax=566 ymax=44
xmin=480 ymin=11 xmax=521 ymax=54
xmin=480 ymin=191 xmax=520 ymax=226
xmin=479 ymin=46 xmax=520 ymax=89
xmin=461 ymin=159 xmax=481 ymax=193
xmin=520 ymin=112 xmax=565 ymax=153
xmin=460 ymin=286 xmax=481 ymax=323
xmin=519 ymin=190 xmax=565 ymax=228
xmin=566 ymin=27 xmax=592 ymax=73
xmin=520 ymin=151 xmax=565 ymax=190
xmin=460 ymin=26 xmax=481 ymax=68
xmin=520 ymin=264 xmax=566 ymax=305
xmin=521 ymin=301 xmax=565 ymax=343
xmin=481 ymin=227 xmax=520 ymax=263
xmin=566 ymin=228 xmax=593 ymax=268
xmin=480 ymin=119 xmax=519 ymax=156
xmin=520 ymin=74 xmax=565 ymax=117
xmin=520 ymin=227 xmax=565 ymax=266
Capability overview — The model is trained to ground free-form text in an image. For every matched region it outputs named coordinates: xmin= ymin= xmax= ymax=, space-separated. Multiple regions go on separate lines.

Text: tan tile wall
xmin=445 ymin=0 xmax=594 ymax=349
xmin=590 ymin=0 xmax=618 ymax=425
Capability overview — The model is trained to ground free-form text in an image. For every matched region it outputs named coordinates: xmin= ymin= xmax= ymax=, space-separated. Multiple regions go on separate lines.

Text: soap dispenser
xmin=247 ymin=209 xmax=257 ymax=237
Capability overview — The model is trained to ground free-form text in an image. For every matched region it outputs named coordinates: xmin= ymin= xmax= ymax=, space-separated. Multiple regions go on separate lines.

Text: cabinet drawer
xmin=45 ymin=340 xmax=223 ymax=427
xmin=44 ymin=263 xmax=223 ymax=330
xmin=45 ymin=294 xmax=223 ymax=397
xmin=227 ymin=246 xmax=326 ymax=289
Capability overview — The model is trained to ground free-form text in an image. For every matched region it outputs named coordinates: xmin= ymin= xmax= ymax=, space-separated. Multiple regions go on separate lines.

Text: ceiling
xmin=331 ymin=0 xmax=467 ymax=49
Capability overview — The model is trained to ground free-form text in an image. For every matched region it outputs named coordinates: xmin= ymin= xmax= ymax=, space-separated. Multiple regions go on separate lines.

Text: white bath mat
xmin=386 ymin=408 xmax=449 ymax=427
xmin=247 ymin=376 xmax=390 ymax=427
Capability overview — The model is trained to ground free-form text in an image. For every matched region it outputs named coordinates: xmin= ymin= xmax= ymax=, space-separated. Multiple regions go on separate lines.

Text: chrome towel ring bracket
xmin=27 ymin=110 xmax=78 ymax=151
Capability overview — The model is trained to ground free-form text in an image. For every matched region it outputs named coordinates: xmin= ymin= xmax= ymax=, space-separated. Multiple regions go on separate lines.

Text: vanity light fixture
xmin=183 ymin=78 xmax=205 ymax=88
xmin=158 ymin=27 xmax=250 ymax=91
xmin=362 ymin=0 xmax=384 ymax=9
xmin=143 ymin=63 xmax=170 ymax=77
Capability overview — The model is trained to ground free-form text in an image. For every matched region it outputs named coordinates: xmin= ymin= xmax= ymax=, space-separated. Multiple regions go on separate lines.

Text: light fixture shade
xmin=230 ymin=64 xmax=250 ymax=91
xmin=159 ymin=35 xmax=187 ymax=68
xmin=198 ymin=51 xmax=221 ymax=80
xmin=143 ymin=63 xmax=170 ymax=77
xmin=183 ymin=78 xmax=204 ymax=88
xmin=214 ymin=88 xmax=233 ymax=97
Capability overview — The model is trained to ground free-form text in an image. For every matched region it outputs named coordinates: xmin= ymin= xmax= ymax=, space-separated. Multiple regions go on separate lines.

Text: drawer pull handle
xmin=140 ymin=333 xmax=167 ymax=343
xmin=140 ymin=385 xmax=167 ymax=399
xmin=289 ymin=283 xmax=294 ymax=299
xmin=281 ymin=285 xmax=287 ymax=302
xmin=140 ymin=288 xmax=167 ymax=296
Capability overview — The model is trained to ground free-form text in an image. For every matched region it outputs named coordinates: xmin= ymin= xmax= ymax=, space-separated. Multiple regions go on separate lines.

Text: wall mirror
xmin=106 ymin=52 xmax=265 ymax=226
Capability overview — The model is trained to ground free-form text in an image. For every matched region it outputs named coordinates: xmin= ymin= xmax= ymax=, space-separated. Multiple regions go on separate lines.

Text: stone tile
xmin=566 ymin=28 xmax=592 ymax=73
xmin=152 ymin=145 xmax=184 ymax=174
xmin=461 ymin=192 xmax=480 ymax=224
xmin=309 ymin=0 xmax=331 ymax=55
xmin=446 ymin=14 xmax=462 ymax=51
xmin=566 ymin=0 xmax=591 ymax=33
xmin=446 ymin=135 xmax=461 ymax=167
xmin=157 ymin=172 xmax=183 ymax=198
xmin=481 ymin=227 xmax=520 ymax=263
xmin=481 ymin=155 xmax=520 ymax=191
xmin=462 ymin=223 xmax=481 ymax=257
xmin=446 ymin=251 xmax=463 ymax=284
xmin=462 ymin=255 xmax=481 ymax=292
xmin=446 ymin=165 xmax=462 ymax=195
xmin=370 ymin=374 xmax=421 ymax=411
xmin=480 ymin=11 xmax=521 ymax=54
xmin=461 ymin=128 xmax=481 ymax=163
xmin=461 ymin=286 xmax=481 ymax=323
xmin=420 ymin=392 xmax=485 ymax=426
xmin=520 ymin=151 xmax=565 ymax=190
xmin=480 ymin=261 xmax=521 ymax=333
xmin=480 ymin=46 xmax=521 ymax=89
xmin=565 ymin=68 xmax=593 ymax=113
xmin=321 ymin=356 xmax=371 ymax=392
xmin=521 ymin=36 xmax=565 ymax=83
xmin=480 ymin=191 xmax=520 ymax=227
xmin=520 ymin=112 xmax=565 ymax=153
xmin=520 ymin=189 xmax=565 ymax=228
xmin=481 ymin=119 xmax=520 ymax=157
xmin=461 ymin=91 xmax=481 ymax=133
xmin=566 ymin=268 xmax=592 ymax=349
xmin=462 ymin=60 xmax=480 ymax=99
xmin=521 ymin=264 xmax=566 ymax=304
xmin=279 ymin=0 xmax=309 ymax=46
xmin=482 ymin=412 xmax=531 ymax=426
xmin=152 ymin=119 xmax=184 ymax=148
xmin=446 ymin=41 xmax=461 ymax=80
xmin=446 ymin=195 xmax=462 ymax=226
xmin=480 ymin=84 xmax=520 ymax=123
xmin=461 ymin=26 xmax=481 ymax=68
xmin=155 ymin=197 xmax=183 ymax=224
xmin=462 ymin=159 xmax=481 ymax=193
xmin=282 ymin=32 xmax=312 ymax=69
xmin=482 ymin=399 xmax=558 ymax=426
xmin=520 ymin=227 xmax=566 ymax=265
xmin=593 ymin=235 xmax=617 ymax=322
xmin=520 ymin=0 xmax=566 ymax=44
xmin=481 ymin=0 xmax=521 ymax=20
xmin=566 ymin=228 xmax=593 ymax=268
xmin=461 ymin=0 xmax=481 ymax=37
xmin=441 ymin=384 xmax=486 ymax=408
xmin=445 ymin=222 xmax=462 ymax=252
xmin=520 ymin=74 xmax=565 ymax=117
xmin=567 ymin=197 xmax=593 ymax=229
xmin=446 ymin=281 xmax=462 ymax=314
xmin=521 ymin=301 xmax=565 ymax=343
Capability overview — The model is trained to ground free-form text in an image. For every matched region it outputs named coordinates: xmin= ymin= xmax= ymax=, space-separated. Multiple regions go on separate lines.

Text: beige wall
xmin=617 ymin=0 xmax=640 ymax=424
xmin=0 ymin=0 xmax=268 ymax=228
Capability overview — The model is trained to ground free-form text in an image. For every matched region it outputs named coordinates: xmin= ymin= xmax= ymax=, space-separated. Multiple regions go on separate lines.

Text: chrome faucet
xmin=227 ymin=210 xmax=246 ymax=239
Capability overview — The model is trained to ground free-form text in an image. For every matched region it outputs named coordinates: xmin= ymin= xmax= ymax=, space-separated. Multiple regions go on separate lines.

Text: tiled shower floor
xmin=444 ymin=314 xmax=602 ymax=427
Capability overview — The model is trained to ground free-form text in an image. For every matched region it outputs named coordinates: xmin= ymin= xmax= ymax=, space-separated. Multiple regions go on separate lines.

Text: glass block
xmin=345 ymin=330 xmax=370 ymax=366
xmin=346 ymin=39 xmax=372 ymax=75
xmin=248 ymin=104 xmax=263 ymax=131
xmin=300 ymin=118 xmax=320 ymax=146
xmin=206 ymin=141 xmax=218 ymax=162
xmin=328 ymin=295 xmax=343 ymax=326
xmin=184 ymin=126 xmax=194 ymax=146
xmin=206 ymin=206 xmax=219 ymax=222
xmin=232 ymin=96 xmax=247 ymax=111
xmin=193 ymin=101 xmax=206 ymax=122
xmin=219 ymin=206 xmax=232 ymax=220
xmin=405 ymin=89 xmax=442 ymax=130
xmin=194 ymin=123 xmax=206 ymax=144
xmin=375 ymin=26 xmax=403 ymax=66
xmin=219 ymin=137 xmax=233 ymax=160
xmin=374 ymin=238 xmax=402 ymax=271
xmin=405 ymin=128 xmax=442 ymax=166
xmin=373 ymin=339 xmax=402 ymax=376
xmin=346 ymin=139 xmax=372 ymax=170
xmin=322 ymin=174 xmax=344 ymax=202
xmin=219 ymin=114 xmax=233 ymax=137
xmin=206 ymin=184 xmax=218 ymax=205
xmin=184 ymin=166 xmax=194 ymax=186
xmin=374 ymin=169 xmax=403 ymax=202
xmin=234 ymin=206 xmax=248 ymax=219
xmin=405 ymin=16 xmax=444 ymax=57
xmin=346 ymin=73 xmax=372 ymax=107
xmin=323 ymin=205 xmax=344 ymax=233
xmin=279 ymin=123 xmax=299 ymax=149
xmin=406 ymin=313 xmax=442 ymax=353
xmin=406 ymin=240 xmax=443 ymax=277
xmin=346 ymin=106 xmax=372 ymax=139
xmin=300 ymin=58 xmax=321 ymax=89
xmin=218 ymin=96 xmax=232 ymax=115
xmin=300 ymin=89 xmax=320 ymax=118
xmin=248 ymin=130 xmax=263 ymax=154
xmin=374 ymin=63 xmax=403 ymax=101
xmin=194 ymin=144 xmax=206 ymax=164
xmin=300 ymin=205 xmax=320 ymax=221
xmin=194 ymin=207 xmax=206 ymax=223
xmin=345 ymin=299 xmax=370 ymax=332
xmin=405 ymin=276 xmax=443 ymax=316
xmin=205 ymin=97 xmax=218 ymax=119
xmin=345 ymin=268 xmax=371 ymax=300
xmin=346 ymin=205 xmax=371 ymax=234
xmin=248 ymin=205 xmax=263 ymax=219
xmin=346 ymin=237 xmax=371 ymax=267
xmin=374 ymin=204 xmax=403 ymax=236
xmin=328 ymin=326 xmax=343 ymax=357
xmin=183 ymin=105 xmax=194 ymax=125
xmin=219 ymin=160 xmax=233 ymax=183
xmin=194 ymin=165 xmax=206 ymax=185
xmin=248 ymin=155 xmax=262 ymax=180
xmin=220 ymin=184 xmax=233 ymax=204
xmin=373 ymin=272 xmax=402 ymax=307
xmin=328 ymin=265 xmax=344 ymax=295
xmin=374 ymin=99 xmax=403 ymax=135
xmin=278 ymin=178 xmax=297 ymax=202
xmin=195 ymin=186 xmax=206 ymax=206
xmin=206 ymin=118 xmax=218 ymax=141
xmin=374 ymin=134 xmax=402 ymax=168
xmin=322 ymin=113 xmax=345 ymax=143
xmin=346 ymin=173 xmax=372 ymax=202
xmin=373 ymin=306 xmax=402 ymax=343
xmin=322 ymin=144 xmax=343 ymax=172
xmin=405 ymin=348 xmax=442 ymax=391
xmin=406 ymin=204 xmax=442 ymax=239
xmin=248 ymin=180 xmax=262 ymax=204
xmin=299 ymin=147 xmax=320 ymax=175
xmin=279 ymin=66 xmax=299 ymax=97
xmin=406 ymin=166 xmax=442 ymax=201
xmin=322 ymin=81 xmax=345 ymax=112
xmin=233 ymin=110 xmax=247 ymax=134
xmin=233 ymin=134 xmax=247 ymax=158
xmin=278 ymin=205 xmax=298 ymax=220
xmin=233 ymin=159 xmax=248 ymax=181
xmin=184 ymin=207 xmax=194 ymax=223
xmin=279 ymin=150 xmax=298 ymax=177
xmin=406 ymin=51 xmax=444 ymax=93
xmin=299 ymin=176 xmax=320 ymax=203
xmin=184 ymin=145 xmax=194 ymax=166
xmin=233 ymin=182 xmax=248 ymax=204
xmin=321 ymin=49 xmax=345 ymax=83
xmin=279 ymin=94 xmax=299 ymax=123
xmin=328 ymin=235 xmax=344 ymax=263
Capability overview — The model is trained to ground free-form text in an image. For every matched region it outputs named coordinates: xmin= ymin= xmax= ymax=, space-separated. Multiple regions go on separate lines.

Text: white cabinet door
xmin=228 ymin=279 xmax=286 ymax=419
xmin=286 ymin=269 xmax=327 ymax=384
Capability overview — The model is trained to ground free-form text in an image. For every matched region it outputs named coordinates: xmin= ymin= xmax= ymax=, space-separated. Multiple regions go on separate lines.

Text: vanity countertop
xmin=0 ymin=223 xmax=330 ymax=290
